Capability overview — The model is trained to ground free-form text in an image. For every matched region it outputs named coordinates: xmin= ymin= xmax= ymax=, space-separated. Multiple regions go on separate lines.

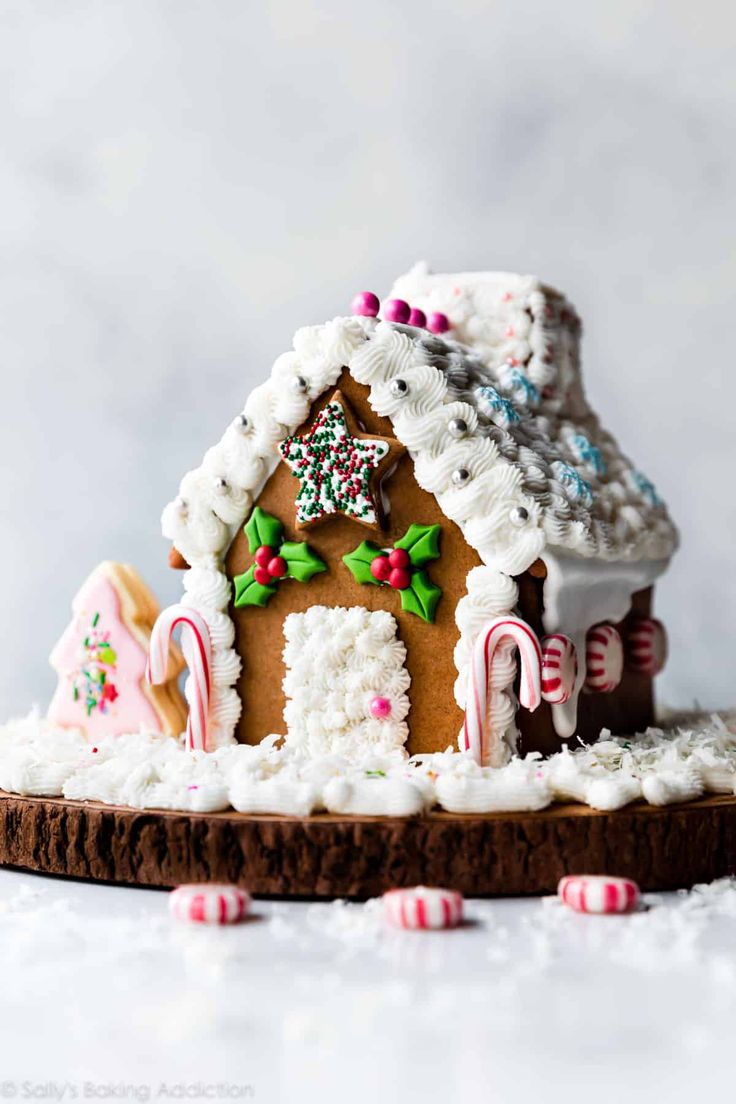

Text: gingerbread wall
xmin=225 ymin=369 xmax=483 ymax=755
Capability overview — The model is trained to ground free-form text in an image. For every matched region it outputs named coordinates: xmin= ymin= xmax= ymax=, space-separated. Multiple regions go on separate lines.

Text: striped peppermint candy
xmin=625 ymin=617 xmax=668 ymax=676
xmin=169 ymin=883 xmax=250 ymax=925
xmin=383 ymin=886 xmax=464 ymax=930
xmin=461 ymin=615 xmax=542 ymax=765
xmin=147 ymin=604 xmax=212 ymax=751
xmin=558 ymin=874 xmax=640 ymax=915
xmin=540 ymin=634 xmax=578 ymax=705
xmin=584 ymin=623 xmax=624 ymax=693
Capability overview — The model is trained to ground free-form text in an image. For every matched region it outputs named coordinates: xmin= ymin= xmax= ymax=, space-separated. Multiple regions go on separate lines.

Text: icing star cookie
xmin=278 ymin=392 xmax=403 ymax=529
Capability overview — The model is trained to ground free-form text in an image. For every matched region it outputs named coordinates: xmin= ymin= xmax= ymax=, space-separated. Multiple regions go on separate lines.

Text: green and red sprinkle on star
xmin=278 ymin=395 xmax=400 ymax=528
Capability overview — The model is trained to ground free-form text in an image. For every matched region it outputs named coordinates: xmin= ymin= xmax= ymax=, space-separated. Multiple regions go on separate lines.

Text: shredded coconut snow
xmin=0 ymin=708 xmax=734 ymax=816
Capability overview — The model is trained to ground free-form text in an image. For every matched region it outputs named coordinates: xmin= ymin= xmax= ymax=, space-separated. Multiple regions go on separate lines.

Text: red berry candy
xmin=389 ymin=568 xmax=411 ymax=590
xmin=370 ymin=555 xmax=391 ymax=582
xmin=388 ymin=548 xmax=410 ymax=570
xmin=253 ymin=566 xmax=272 ymax=586
xmin=427 ymin=311 xmax=450 ymax=334
xmin=267 ymin=556 xmax=287 ymax=579
xmin=383 ymin=299 xmax=411 ymax=324
xmin=255 ymin=545 xmax=275 ymax=568
xmin=351 ymin=291 xmax=380 ymax=318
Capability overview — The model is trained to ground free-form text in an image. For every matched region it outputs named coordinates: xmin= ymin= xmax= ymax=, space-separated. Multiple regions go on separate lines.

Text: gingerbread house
xmin=162 ymin=266 xmax=678 ymax=766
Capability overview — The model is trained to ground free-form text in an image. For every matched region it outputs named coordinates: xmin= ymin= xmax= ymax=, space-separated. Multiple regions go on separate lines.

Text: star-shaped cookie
xmin=278 ymin=392 xmax=403 ymax=529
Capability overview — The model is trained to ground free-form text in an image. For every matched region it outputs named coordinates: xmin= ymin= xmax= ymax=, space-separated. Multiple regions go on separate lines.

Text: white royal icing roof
xmin=163 ymin=266 xmax=677 ymax=573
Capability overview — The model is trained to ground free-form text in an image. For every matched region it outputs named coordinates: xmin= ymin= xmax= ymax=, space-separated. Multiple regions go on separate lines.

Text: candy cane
xmin=147 ymin=604 xmax=212 ymax=751
xmin=462 ymin=616 xmax=542 ymax=766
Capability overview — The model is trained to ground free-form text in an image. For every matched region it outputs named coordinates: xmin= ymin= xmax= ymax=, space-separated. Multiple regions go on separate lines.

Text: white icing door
xmin=281 ymin=605 xmax=411 ymax=758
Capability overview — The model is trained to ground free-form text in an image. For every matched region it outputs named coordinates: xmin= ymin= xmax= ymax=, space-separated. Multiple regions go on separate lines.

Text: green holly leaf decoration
xmin=233 ymin=565 xmax=276 ymax=608
xmin=342 ymin=541 xmax=383 ymax=586
xmin=399 ymin=570 xmax=442 ymax=624
xmin=280 ymin=541 xmax=327 ymax=583
xmin=244 ymin=507 xmax=283 ymax=555
xmin=394 ymin=523 xmax=442 ymax=568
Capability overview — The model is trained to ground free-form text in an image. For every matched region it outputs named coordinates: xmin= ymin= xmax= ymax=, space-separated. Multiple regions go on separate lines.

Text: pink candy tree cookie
xmin=48 ymin=562 xmax=187 ymax=739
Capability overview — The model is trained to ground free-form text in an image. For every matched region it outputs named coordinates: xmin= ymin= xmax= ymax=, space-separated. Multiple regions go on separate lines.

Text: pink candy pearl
xmin=383 ymin=299 xmax=411 ymax=324
xmin=408 ymin=307 xmax=426 ymax=328
xmin=369 ymin=696 xmax=392 ymax=719
xmin=427 ymin=311 xmax=450 ymax=334
xmin=351 ymin=291 xmax=380 ymax=317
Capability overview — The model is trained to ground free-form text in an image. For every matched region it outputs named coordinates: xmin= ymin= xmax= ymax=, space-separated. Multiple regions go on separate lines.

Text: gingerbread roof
xmin=162 ymin=270 xmax=678 ymax=576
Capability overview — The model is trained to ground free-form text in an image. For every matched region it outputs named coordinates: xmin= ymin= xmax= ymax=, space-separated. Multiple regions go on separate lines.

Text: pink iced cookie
xmin=383 ymin=886 xmax=464 ymax=930
xmin=558 ymin=874 xmax=640 ymax=915
xmin=48 ymin=562 xmax=187 ymax=739
xmin=540 ymin=634 xmax=578 ymax=705
xmin=584 ymin=623 xmax=624 ymax=693
xmin=625 ymin=617 xmax=668 ymax=676
xmin=169 ymin=884 xmax=251 ymax=925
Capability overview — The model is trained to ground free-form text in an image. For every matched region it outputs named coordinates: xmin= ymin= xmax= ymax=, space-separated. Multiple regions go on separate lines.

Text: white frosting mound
xmin=0 ymin=709 xmax=734 ymax=817
xmin=282 ymin=606 xmax=410 ymax=758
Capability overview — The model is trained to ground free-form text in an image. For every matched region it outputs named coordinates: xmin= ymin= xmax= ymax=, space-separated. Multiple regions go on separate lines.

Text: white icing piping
xmin=453 ymin=568 xmax=521 ymax=766
xmin=162 ymin=290 xmax=678 ymax=750
xmin=282 ymin=606 xmax=410 ymax=757
xmin=2 ymin=710 xmax=734 ymax=817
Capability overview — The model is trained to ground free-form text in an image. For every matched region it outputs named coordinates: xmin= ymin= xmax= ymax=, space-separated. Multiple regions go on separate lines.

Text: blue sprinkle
xmin=508 ymin=368 xmax=540 ymax=406
xmin=475 ymin=385 xmax=521 ymax=426
xmin=633 ymin=470 xmax=662 ymax=506
xmin=556 ymin=462 xmax=594 ymax=506
xmin=570 ymin=433 xmax=606 ymax=476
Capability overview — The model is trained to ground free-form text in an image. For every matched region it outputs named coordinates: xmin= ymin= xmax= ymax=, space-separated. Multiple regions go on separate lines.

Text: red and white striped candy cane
xmin=147 ymin=604 xmax=212 ymax=751
xmin=462 ymin=616 xmax=542 ymax=766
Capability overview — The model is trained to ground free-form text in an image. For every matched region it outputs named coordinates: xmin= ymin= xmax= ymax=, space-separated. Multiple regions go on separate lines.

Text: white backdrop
xmin=1 ymin=0 xmax=733 ymax=716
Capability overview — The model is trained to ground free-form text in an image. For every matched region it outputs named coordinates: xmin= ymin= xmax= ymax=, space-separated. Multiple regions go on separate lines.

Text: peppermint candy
xmin=383 ymin=886 xmax=464 ymax=930
xmin=584 ymin=623 xmax=624 ymax=693
xmin=625 ymin=617 xmax=668 ymax=676
xmin=558 ymin=874 xmax=640 ymax=915
xmin=169 ymin=883 xmax=250 ymax=924
xmin=540 ymin=634 xmax=577 ymax=705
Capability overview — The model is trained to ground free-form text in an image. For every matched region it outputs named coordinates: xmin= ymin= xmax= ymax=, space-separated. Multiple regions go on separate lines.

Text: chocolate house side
xmin=163 ymin=268 xmax=678 ymax=765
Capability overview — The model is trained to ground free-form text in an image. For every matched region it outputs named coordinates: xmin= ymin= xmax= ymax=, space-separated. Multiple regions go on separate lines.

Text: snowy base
xmin=0 ymin=709 xmax=735 ymax=817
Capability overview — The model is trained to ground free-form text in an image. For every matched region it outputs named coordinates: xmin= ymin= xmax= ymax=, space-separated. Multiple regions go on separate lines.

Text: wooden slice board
xmin=1 ymin=790 xmax=735 ymax=898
